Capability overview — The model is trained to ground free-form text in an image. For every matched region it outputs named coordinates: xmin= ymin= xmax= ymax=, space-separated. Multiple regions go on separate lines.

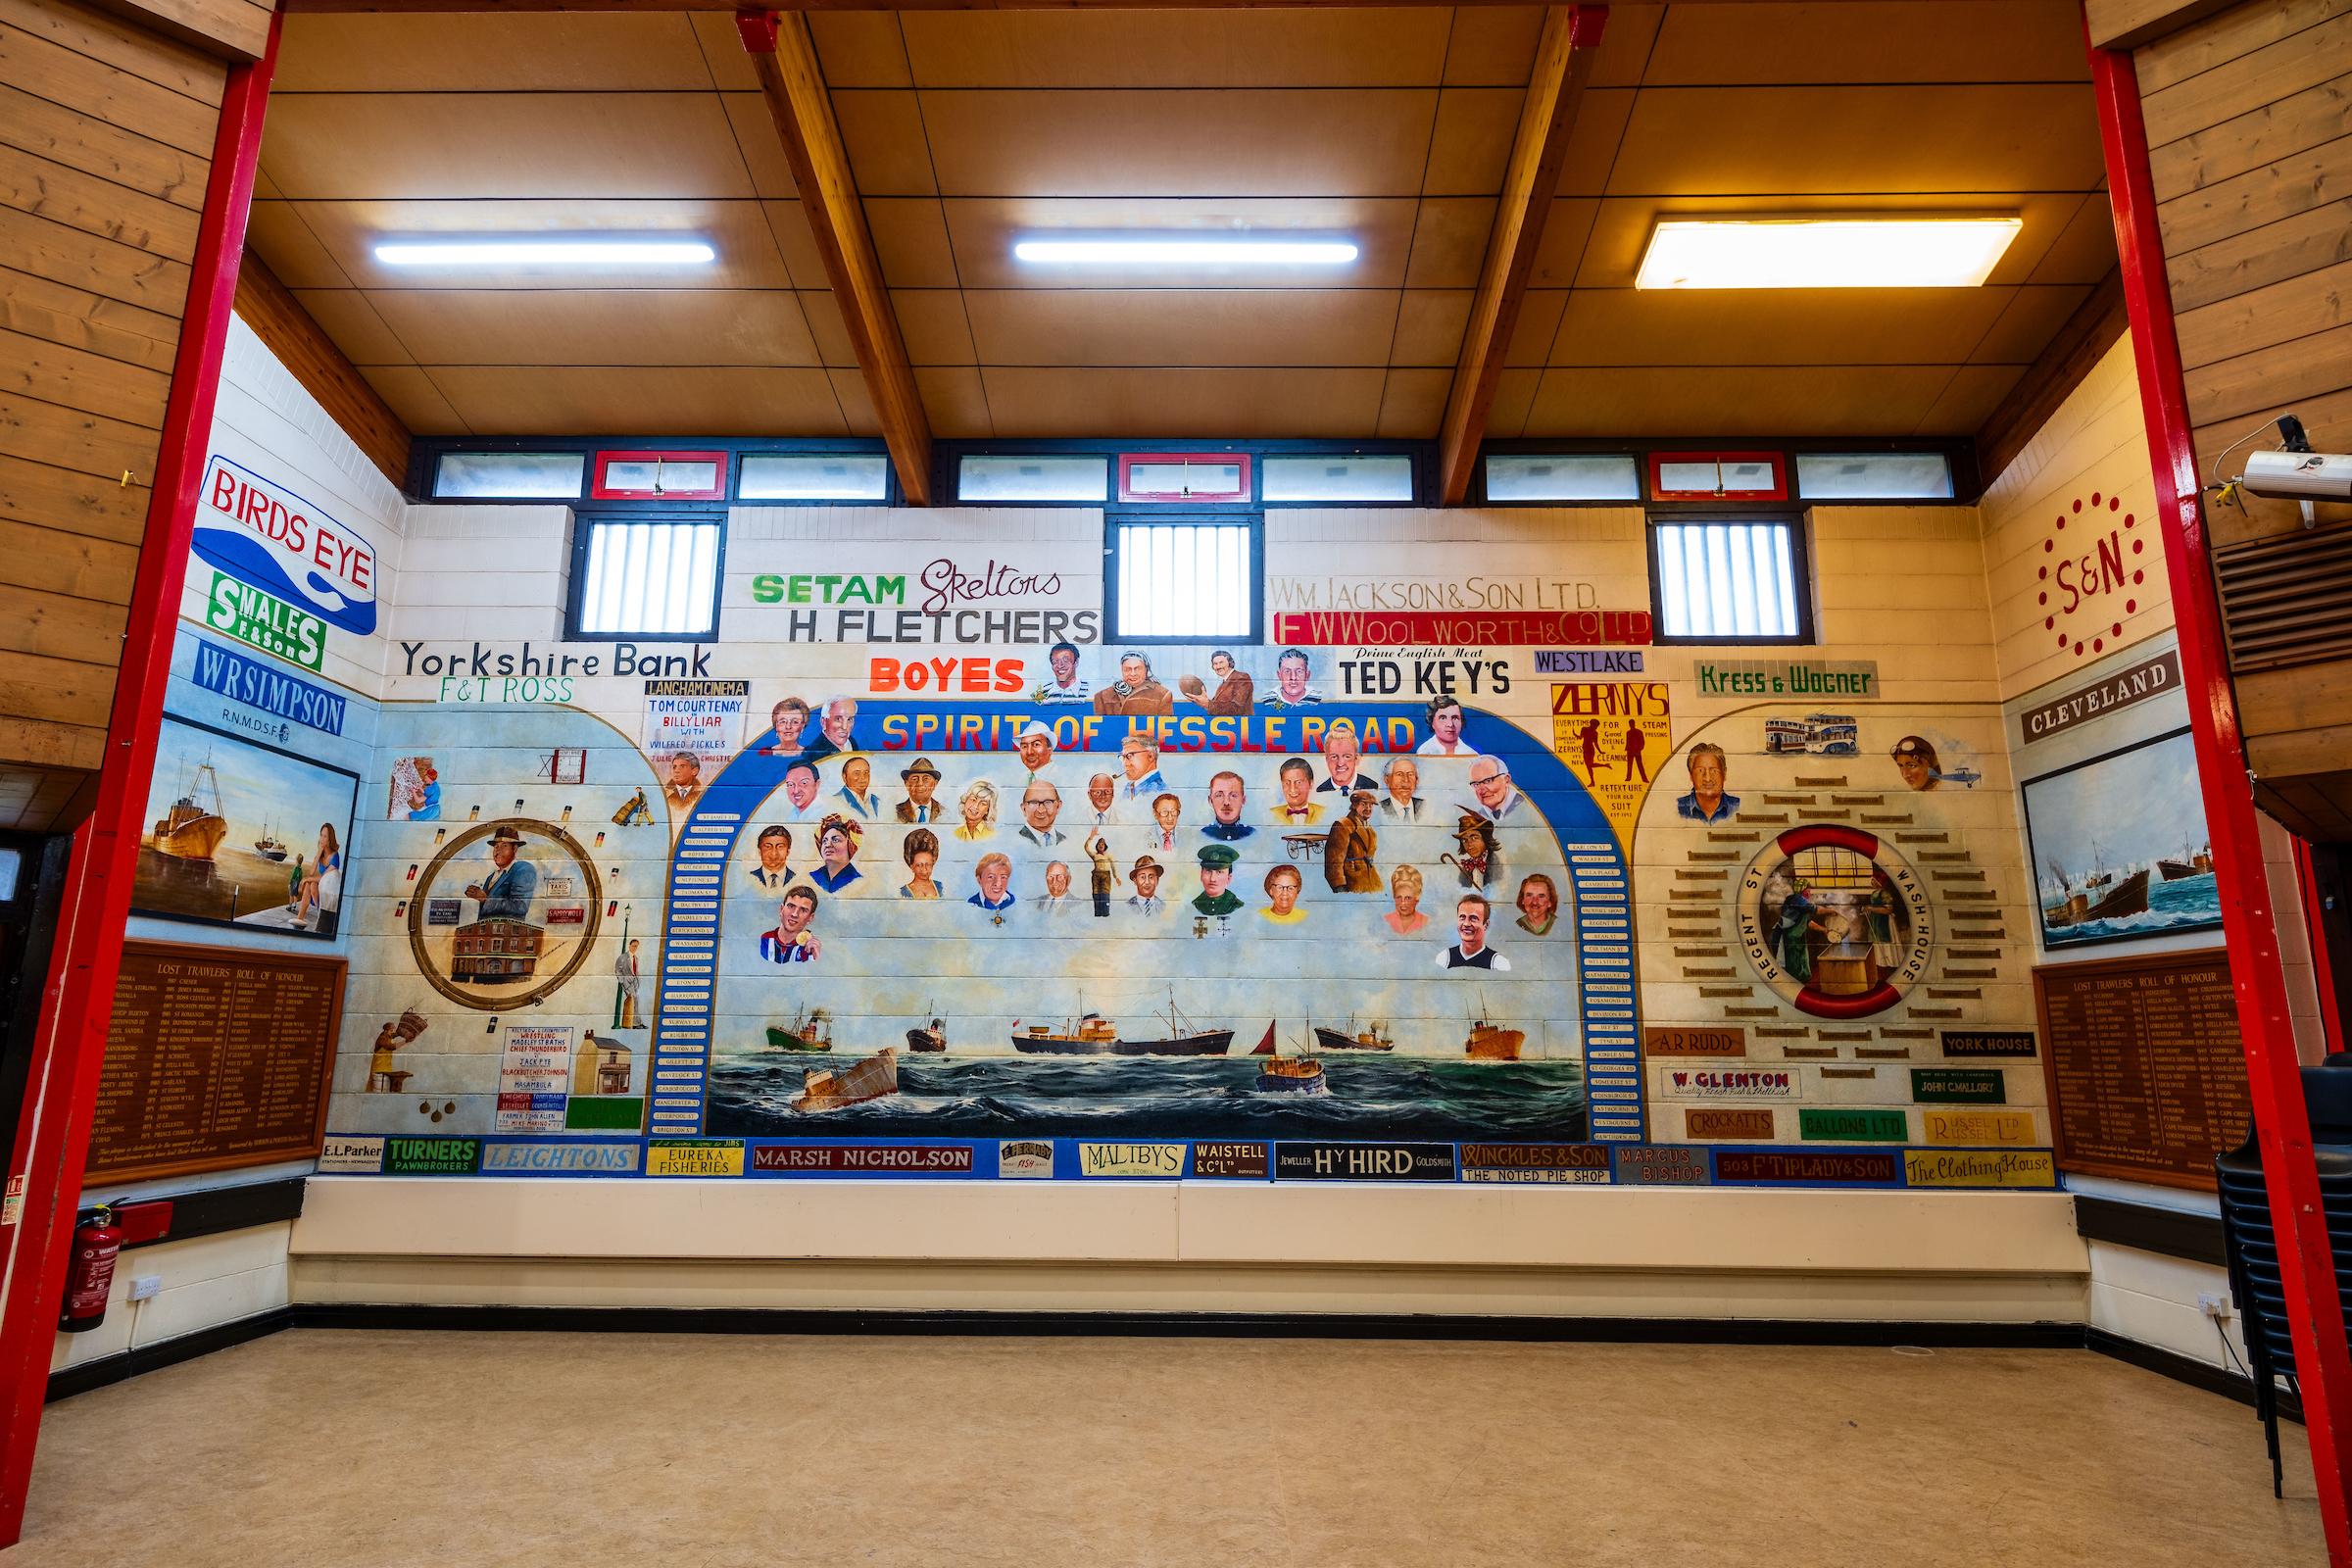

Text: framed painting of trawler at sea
xmin=2020 ymin=727 xmax=2222 ymax=952
xmin=132 ymin=715 xmax=362 ymax=942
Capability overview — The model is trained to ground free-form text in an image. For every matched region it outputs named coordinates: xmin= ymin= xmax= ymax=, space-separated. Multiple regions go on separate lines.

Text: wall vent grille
xmin=2214 ymin=523 xmax=2352 ymax=674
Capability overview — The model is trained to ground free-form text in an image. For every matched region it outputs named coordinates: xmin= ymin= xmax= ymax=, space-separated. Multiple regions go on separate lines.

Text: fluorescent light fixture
xmin=1635 ymin=216 xmax=2023 ymax=290
xmin=1012 ymin=236 xmax=1358 ymax=267
xmin=372 ymin=239 xmax=716 ymax=268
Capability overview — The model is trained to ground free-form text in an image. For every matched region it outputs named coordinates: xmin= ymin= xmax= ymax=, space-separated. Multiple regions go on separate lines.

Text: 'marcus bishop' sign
xmin=194 ymin=455 xmax=380 ymax=637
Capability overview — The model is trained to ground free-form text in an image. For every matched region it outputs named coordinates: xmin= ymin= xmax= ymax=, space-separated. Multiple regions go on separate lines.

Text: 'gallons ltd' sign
xmin=195 ymin=455 xmax=379 ymax=637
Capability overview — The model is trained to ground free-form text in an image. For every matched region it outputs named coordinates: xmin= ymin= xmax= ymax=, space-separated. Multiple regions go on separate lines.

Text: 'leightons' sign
xmin=195 ymin=454 xmax=380 ymax=637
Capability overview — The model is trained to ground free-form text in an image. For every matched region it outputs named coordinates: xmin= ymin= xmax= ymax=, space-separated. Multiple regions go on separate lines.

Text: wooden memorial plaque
xmin=87 ymin=940 xmax=346 ymax=1183
xmin=2034 ymin=948 xmax=2253 ymax=1191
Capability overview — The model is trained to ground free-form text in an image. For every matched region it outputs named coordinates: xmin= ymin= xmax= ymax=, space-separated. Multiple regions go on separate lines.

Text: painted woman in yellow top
xmin=1260 ymin=863 xmax=1309 ymax=924
xmin=956 ymin=779 xmax=998 ymax=842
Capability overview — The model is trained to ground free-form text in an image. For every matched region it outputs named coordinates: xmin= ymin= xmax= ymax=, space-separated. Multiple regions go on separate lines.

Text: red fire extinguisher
xmin=58 ymin=1205 xmax=122 ymax=1334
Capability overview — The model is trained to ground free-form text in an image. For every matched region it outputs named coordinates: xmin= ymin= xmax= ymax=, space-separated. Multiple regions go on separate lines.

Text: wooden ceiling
xmin=249 ymin=2 xmax=2116 ymax=446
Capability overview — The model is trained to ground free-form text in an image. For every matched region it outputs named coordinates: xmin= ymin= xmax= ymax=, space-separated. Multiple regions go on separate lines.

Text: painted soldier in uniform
xmin=1193 ymin=842 xmax=1245 ymax=919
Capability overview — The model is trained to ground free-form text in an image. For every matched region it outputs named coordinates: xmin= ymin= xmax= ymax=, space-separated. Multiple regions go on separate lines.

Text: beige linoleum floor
xmin=15 ymin=1329 xmax=2325 ymax=1566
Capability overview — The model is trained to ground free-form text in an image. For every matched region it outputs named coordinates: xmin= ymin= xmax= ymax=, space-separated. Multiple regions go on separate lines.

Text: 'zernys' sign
xmin=195 ymin=455 xmax=379 ymax=637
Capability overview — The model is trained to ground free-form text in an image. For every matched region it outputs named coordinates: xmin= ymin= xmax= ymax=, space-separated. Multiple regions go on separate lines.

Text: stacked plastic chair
xmin=2214 ymin=1055 xmax=2352 ymax=1498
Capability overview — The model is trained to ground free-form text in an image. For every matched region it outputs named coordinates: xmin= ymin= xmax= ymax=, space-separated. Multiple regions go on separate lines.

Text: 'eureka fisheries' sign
xmin=196 ymin=454 xmax=379 ymax=636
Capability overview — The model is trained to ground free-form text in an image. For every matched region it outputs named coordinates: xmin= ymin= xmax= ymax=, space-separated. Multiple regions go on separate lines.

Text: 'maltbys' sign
xmin=195 ymin=455 xmax=379 ymax=637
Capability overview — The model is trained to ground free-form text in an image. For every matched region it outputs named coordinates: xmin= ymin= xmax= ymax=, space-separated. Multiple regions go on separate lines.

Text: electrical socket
xmin=126 ymin=1274 xmax=162 ymax=1302
xmin=2197 ymin=1292 xmax=2231 ymax=1321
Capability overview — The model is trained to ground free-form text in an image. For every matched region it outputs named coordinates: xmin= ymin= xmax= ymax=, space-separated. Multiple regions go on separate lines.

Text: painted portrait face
xmin=823 ymin=700 xmax=858 ymax=746
xmin=1280 ymin=762 xmax=1313 ymax=808
xmin=1689 ymin=750 xmax=1726 ymax=803
xmin=1051 ymin=646 xmax=1078 ymax=685
xmin=1123 ymin=744 xmax=1157 ymax=782
xmin=908 ymin=848 xmax=937 ymax=884
xmin=1200 ymin=864 xmax=1233 ymax=898
xmin=490 ymin=838 xmax=518 ymax=868
xmin=1456 ymin=899 xmax=1490 ymax=951
xmin=1089 ymin=774 xmax=1115 ymax=810
xmin=820 ymin=825 xmax=854 ymax=867
xmin=906 ymin=768 xmax=938 ymax=805
xmin=1518 ymin=878 xmax=1555 ymax=922
xmin=785 ymin=766 xmax=818 ymax=809
xmin=1208 ymin=773 xmax=1245 ymax=824
xmin=1278 ymin=654 xmax=1311 ymax=702
xmin=1350 ymin=793 xmax=1373 ymax=821
xmin=843 ymin=757 xmax=871 ymax=796
xmin=1046 ymin=861 xmax=1071 ymax=897
xmin=669 ymin=753 xmax=700 ymax=786
xmin=1022 ymin=782 xmax=1060 ymax=832
xmin=1469 ymin=759 xmax=1511 ymax=810
xmin=1133 ymin=865 xmax=1163 ymax=898
xmin=976 ymin=858 xmax=1010 ymax=900
xmin=1266 ymin=868 xmax=1301 ymax=914
xmin=961 ymin=786 xmax=992 ymax=826
xmin=1894 ymin=746 xmax=1936 ymax=791
xmin=1431 ymin=703 xmax=1464 ymax=745
xmin=1120 ymin=655 xmax=1149 ymax=688
xmin=758 ymin=830 xmax=791 ymax=872
xmin=1153 ymin=796 xmax=1180 ymax=831
xmin=771 ymin=703 xmax=806 ymax=748
xmin=1018 ymin=733 xmax=1053 ymax=772
xmin=1210 ymin=652 xmax=1233 ymax=677
xmin=1387 ymin=759 xmax=1419 ymax=801
xmin=1392 ymin=873 xmax=1420 ymax=915
xmin=1324 ymin=728 xmax=1360 ymax=781
xmin=779 ymin=893 xmax=815 ymax=937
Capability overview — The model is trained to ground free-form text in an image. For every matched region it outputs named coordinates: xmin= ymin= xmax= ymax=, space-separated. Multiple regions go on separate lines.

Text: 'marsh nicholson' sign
xmin=195 ymin=454 xmax=379 ymax=637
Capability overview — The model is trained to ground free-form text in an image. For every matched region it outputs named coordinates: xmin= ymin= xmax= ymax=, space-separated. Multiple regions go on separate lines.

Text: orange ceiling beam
xmin=233 ymin=245 xmax=415 ymax=487
xmin=739 ymin=9 xmax=932 ymax=503
xmin=1436 ymin=4 xmax=1604 ymax=507
xmin=280 ymin=0 xmax=1914 ymax=12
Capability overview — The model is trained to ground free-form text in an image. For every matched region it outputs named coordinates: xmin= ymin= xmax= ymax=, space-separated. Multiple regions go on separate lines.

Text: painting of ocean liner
xmin=2022 ymin=727 xmax=2222 ymax=949
xmin=133 ymin=716 xmax=360 ymax=940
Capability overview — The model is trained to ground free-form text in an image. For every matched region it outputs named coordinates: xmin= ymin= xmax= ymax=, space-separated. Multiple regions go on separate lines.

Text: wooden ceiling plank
xmin=738 ymin=8 xmax=930 ymax=503
xmin=280 ymin=0 xmax=1937 ymax=13
xmin=232 ymin=244 xmax=415 ymax=484
xmin=1437 ymin=4 xmax=1605 ymax=505
xmin=1972 ymin=268 xmax=2127 ymax=489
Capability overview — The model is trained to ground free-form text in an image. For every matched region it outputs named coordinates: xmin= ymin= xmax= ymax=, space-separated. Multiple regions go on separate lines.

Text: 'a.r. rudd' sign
xmin=195 ymin=455 xmax=379 ymax=637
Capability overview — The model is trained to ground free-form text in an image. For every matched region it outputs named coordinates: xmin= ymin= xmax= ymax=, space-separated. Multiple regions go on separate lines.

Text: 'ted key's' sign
xmin=196 ymin=455 xmax=379 ymax=636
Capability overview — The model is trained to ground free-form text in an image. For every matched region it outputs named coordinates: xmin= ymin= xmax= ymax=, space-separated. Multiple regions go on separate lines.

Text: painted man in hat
xmin=1324 ymin=788 xmax=1382 ymax=893
xmin=466 ymin=824 xmax=538 ymax=919
xmin=1127 ymin=855 xmax=1167 ymax=915
xmin=1092 ymin=650 xmax=1174 ymax=716
xmin=896 ymin=756 xmax=947 ymax=822
xmin=1193 ymin=842 xmax=1245 ymax=919
xmin=1015 ymin=718 xmax=1056 ymax=780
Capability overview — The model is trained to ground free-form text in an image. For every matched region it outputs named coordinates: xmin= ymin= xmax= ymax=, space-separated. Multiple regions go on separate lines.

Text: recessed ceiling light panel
xmin=1011 ymin=236 xmax=1359 ymax=268
xmin=372 ymin=239 xmax=717 ymax=268
xmin=1635 ymin=216 xmax=2023 ymax=290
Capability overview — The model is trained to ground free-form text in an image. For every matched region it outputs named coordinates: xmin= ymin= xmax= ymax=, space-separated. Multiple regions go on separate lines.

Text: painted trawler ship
xmin=905 ymin=1012 xmax=947 ymax=1053
xmin=2157 ymin=841 xmax=2215 ymax=880
xmin=1250 ymin=1023 xmax=1328 ymax=1095
xmin=1312 ymin=1017 xmax=1395 ymax=1052
xmin=791 ymin=1047 xmax=899 ymax=1113
xmin=1465 ymin=1018 xmax=1525 ymax=1061
xmin=1011 ymin=990 xmax=1234 ymax=1055
xmin=765 ymin=1005 xmax=833 ymax=1053
xmin=149 ymin=756 xmax=228 ymax=860
xmin=2043 ymin=856 xmax=2150 ymax=927
xmin=253 ymin=820 xmax=288 ymax=861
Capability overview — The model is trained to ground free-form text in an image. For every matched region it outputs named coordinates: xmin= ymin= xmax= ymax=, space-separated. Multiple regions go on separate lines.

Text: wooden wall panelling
xmin=84 ymin=0 xmax=271 ymax=63
xmin=231 ymin=245 xmax=412 ymax=484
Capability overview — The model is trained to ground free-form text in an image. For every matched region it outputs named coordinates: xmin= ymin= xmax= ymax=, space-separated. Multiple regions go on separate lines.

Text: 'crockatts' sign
xmin=2018 ymin=648 xmax=2180 ymax=745
xmin=196 ymin=455 xmax=379 ymax=636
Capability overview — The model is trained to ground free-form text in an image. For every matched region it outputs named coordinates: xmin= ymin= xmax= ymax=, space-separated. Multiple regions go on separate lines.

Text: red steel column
xmin=2089 ymin=30 xmax=2352 ymax=1562
xmin=2297 ymin=838 xmax=2348 ymax=1059
xmin=0 ymin=14 xmax=280 ymax=1546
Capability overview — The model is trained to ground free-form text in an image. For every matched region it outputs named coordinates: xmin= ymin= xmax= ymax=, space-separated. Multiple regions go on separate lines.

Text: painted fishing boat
xmin=1255 ymin=1055 xmax=1328 ymax=1095
xmin=766 ymin=1005 xmax=833 ymax=1053
xmin=1312 ymin=1018 xmax=1396 ymax=1052
xmin=150 ymin=757 xmax=228 ymax=860
xmin=1012 ymin=1012 xmax=1118 ymax=1054
xmin=1465 ymin=1018 xmax=1524 ymax=1061
xmin=2158 ymin=842 xmax=2214 ymax=881
xmin=253 ymin=820 xmax=288 ymax=861
xmin=1010 ymin=990 xmax=1234 ymax=1055
xmin=905 ymin=1013 xmax=947 ymax=1053
xmin=791 ymin=1047 xmax=899 ymax=1113
xmin=2048 ymin=868 xmax=2150 ymax=927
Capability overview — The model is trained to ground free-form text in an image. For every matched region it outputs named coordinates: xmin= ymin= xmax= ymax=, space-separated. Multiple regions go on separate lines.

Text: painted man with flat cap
xmin=466 ymin=824 xmax=538 ymax=919
xmin=896 ymin=756 xmax=947 ymax=822
xmin=1193 ymin=842 xmax=1245 ymax=918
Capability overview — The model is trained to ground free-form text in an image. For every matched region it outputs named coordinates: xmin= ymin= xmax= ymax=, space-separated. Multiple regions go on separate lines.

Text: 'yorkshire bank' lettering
xmin=196 ymin=455 xmax=378 ymax=635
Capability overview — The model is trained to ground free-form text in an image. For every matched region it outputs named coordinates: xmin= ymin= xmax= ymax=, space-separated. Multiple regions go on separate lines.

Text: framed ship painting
xmin=132 ymin=715 xmax=362 ymax=941
xmin=2020 ymin=726 xmax=2222 ymax=951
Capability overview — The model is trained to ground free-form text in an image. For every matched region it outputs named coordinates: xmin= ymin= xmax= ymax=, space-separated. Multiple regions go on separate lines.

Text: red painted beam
xmin=0 ymin=14 xmax=281 ymax=1546
xmin=2088 ymin=30 xmax=2352 ymax=1564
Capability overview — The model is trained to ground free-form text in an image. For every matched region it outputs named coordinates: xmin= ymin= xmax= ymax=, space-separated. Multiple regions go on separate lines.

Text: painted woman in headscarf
xmin=1773 ymin=880 xmax=1826 ymax=981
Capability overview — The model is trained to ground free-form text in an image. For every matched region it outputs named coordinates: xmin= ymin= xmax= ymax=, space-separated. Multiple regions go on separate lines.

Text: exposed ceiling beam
xmin=232 ymin=246 xmax=415 ymax=488
xmin=1973 ymin=267 xmax=2128 ymax=492
xmin=1436 ymin=4 xmax=1605 ymax=507
xmin=738 ymin=9 xmax=932 ymax=504
xmin=2082 ymin=0 xmax=2237 ymax=50
xmin=280 ymin=0 xmax=1939 ymax=12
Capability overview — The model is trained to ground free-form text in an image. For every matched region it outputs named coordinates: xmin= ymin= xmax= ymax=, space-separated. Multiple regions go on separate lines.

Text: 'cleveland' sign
xmin=2020 ymin=649 xmax=2180 ymax=745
